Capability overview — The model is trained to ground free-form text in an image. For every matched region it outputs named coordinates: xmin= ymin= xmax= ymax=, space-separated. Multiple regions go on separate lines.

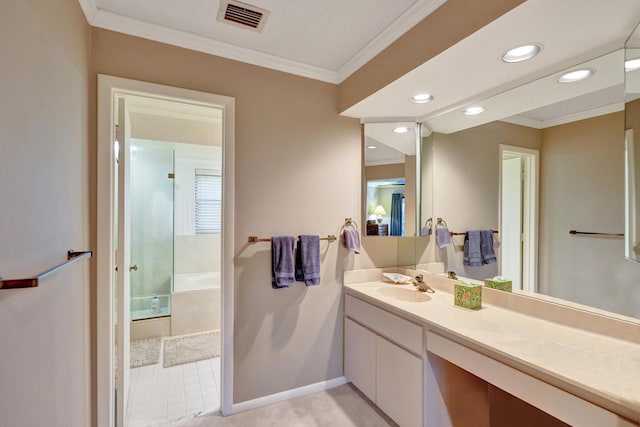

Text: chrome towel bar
xmin=0 ymin=250 xmax=92 ymax=289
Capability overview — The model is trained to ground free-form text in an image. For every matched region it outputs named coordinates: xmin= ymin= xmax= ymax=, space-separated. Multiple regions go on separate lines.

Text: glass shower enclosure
xmin=130 ymin=139 xmax=175 ymax=320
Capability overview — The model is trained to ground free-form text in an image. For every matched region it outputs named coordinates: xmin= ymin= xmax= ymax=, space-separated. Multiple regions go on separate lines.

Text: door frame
xmin=97 ymin=74 xmax=235 ymax=426
xmin=498 ymin=144 xmax=538 ymax=293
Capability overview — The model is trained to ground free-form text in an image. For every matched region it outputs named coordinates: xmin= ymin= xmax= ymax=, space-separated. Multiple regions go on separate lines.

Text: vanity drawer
xmin=345 ymin=294 xmax=423 ymax=355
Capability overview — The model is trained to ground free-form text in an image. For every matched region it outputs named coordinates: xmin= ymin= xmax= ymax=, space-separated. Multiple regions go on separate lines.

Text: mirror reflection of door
xmin=500 ymin=145 xmax=538 ymax=293
xmin=364 ymin=123 xmax=417 ymax=237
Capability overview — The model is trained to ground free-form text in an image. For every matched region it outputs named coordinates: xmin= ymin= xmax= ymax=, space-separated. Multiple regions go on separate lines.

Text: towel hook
xmin=343 ymin=217 xmax=359 ymax=231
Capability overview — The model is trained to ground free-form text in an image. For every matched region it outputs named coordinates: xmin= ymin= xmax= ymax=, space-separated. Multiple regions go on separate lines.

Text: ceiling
xmin=343 ymin=0 xmax=640 ymax=124
xmin=78 ymin=0 xmax=445 ymax=83
xmin=79 ymin=0 xmax=640 ymax=131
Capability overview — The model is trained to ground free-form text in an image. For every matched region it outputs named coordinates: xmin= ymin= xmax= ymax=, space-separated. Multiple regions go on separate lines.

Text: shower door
xmin=129 ymin=140 xmax=175 ymax=320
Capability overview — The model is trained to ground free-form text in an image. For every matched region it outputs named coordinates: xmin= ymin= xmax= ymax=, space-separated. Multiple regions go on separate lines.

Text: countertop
xmin=344 ymin=280 xmax=640 ymax=422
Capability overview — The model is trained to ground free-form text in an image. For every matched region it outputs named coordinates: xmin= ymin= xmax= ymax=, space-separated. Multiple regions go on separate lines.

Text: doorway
xmin=499 ymin=145 xmax=538 ymax=293
xmin=97 ymin=75 xmax=235 ymax=427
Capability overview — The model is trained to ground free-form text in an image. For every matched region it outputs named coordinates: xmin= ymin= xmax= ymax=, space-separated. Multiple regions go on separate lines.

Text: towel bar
xmin=569 ymin=230 xmax=623 ymax=237
xmin=248 ymin=235 xmax=337 ymax=244
xmin=0 ymin=250 xmax=93 ymax=289
xmin=450 ymin=230 xmax=498 ymax=236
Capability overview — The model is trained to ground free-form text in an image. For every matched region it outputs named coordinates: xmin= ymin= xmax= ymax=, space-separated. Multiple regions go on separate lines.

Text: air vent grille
xmin=218 ymin=1 xmax=270 ymax=32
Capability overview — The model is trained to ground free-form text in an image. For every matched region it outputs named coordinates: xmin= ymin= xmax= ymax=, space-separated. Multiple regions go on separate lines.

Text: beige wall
xmin=0 ymin=0 xmax=92 ymax=426
xmin=540 ymin=112 xmax=640 ymax=318
xmin=432 ymin=121 xmax=541 ymax=278
xmin=90 ymin=28 xmax=368 ymax=403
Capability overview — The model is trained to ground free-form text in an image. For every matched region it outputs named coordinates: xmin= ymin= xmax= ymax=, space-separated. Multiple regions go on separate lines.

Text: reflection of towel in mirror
xmin=436 ymin=227 xmax=451 ymax=248
xmin=271 ymin=236 xmax=296 ymax=289
xmin=295 ymin=235 xmax=321 ymax=286
xmin=480 ymin=230 xmax=496 ymax=265
xmin=342 ymin=229 xmax=361 ymax=254
xmin=463 ymin=231 xmax=483 ymax=266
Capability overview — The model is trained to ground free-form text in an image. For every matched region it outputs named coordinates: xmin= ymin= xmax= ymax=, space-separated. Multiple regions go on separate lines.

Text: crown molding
xmin=335 ymin=0 xmax=448 ymax=82
xmin=78 ymin=0 xmax=445 ymax=84
xmin=91 ymin=10 xmax=340 ymax=83
xmin=503 ymin=102 xmax=624 ymax=129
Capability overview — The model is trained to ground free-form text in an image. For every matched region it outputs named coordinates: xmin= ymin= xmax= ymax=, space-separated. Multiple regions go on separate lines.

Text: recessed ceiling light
xmin=410 ymin=93 xmax=434 ymax=104
xmin=393 ymin=126 xmax=410 ymax=134
xmin=558 ymin=69 xmax=593 ymax=83
xmin=502 ymin=44 xmax=541 ymax=63
xmin=367 ymin=145 xmax=377 ymax=149
xmin=625 ymin=58 xmax=640 ymax=72
xmin=463 ymin=106 xmax=485 ymax=116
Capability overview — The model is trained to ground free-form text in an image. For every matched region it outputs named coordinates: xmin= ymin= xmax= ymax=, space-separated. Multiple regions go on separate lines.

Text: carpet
xmin=130 ymin=337 xmax=162 ymax=368
xmin=163 ymin=330 xmax=220 ymax=368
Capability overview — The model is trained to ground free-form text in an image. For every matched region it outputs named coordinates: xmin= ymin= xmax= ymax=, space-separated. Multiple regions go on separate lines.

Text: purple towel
xmin=295 ymin=235 xmax=321 ymax=286
xmin=480 ymin=230 xmax=496 ymax=265
xmin=463 ymin=231 xmax=483 ymax=267
xmin=342 ymin=229 xmax=361 ymax=254
xmin=436 ymin=227 xmax=451 ymax=248
xmin=271 ymin=236 xmax=296 ymax=289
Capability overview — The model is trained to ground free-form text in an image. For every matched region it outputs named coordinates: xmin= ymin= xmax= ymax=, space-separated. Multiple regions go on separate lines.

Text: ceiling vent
xmin=218 ymin=0 xmax=270 ymax=32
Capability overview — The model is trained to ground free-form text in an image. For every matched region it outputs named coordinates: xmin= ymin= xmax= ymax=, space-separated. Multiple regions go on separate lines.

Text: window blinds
xmin=195 ymin=169 xmax=221 ymax=234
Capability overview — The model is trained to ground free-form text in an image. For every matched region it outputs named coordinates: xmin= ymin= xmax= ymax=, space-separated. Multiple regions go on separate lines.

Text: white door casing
xmin=97 ymin=75 xmax=235 ymax=427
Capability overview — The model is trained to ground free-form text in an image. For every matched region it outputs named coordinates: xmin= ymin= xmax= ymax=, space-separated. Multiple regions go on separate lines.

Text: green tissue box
xmin=454 ymin=282 xmax=482 ymax=310
xmin=484 ymin=278 xmax=512 ymax=292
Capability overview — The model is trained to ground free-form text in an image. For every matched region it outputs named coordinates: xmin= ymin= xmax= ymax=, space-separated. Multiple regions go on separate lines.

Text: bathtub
xmin=171 ymin=271 xmax=221 ymax=336
xmin=173 ymin=271 xmax=220 ymax=293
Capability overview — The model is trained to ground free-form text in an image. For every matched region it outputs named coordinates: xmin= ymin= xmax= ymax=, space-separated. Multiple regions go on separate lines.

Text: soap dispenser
xmin=151 ymin=294 xmax=159 ymax=314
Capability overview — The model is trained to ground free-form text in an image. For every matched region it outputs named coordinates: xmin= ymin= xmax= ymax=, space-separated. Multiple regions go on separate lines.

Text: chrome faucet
xmin=413 ymin=274 xmax=435 ymax=293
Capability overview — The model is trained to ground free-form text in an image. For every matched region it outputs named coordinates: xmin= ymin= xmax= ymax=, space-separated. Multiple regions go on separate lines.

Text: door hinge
xmin=168 ymin=173 xmax=175 ymax=179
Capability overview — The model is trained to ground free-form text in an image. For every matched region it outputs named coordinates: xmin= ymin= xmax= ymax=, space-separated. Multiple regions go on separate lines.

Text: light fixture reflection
xmin=410 ymin=93 xmax=434 ymax=104
xmin=463 ymin=106 xmax=485 ymax=116
xmin=393 ymin=126 xmax=410 ymax=134
xmin=558 ymin=69 xmax=593 ymax=83
xmin=625 ymin=58 xmax=640 ymax=72
xmin=502 ymin=44 xmax=541 ymax=63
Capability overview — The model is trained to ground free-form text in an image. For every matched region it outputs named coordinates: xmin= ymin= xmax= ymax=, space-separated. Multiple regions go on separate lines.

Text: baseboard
xmin=230 ymin=376 xmax=349 ymax=415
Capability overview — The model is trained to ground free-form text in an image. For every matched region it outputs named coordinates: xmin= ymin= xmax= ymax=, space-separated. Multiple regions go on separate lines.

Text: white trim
xmin=230 ymin=377 xmax=349 ymax=415
xmin=501 ymin=102 xmax=624 ymax=129
xmin=78 ymin=0 xmax=445 ymax=84
xmin=76 ymin=0 xmax=98 ymax=22
xmin=335 ymin=0 xmax=448 ymax=82
xmin=426 ymin=332 xmax=633 ymax=427
xmin=96 ymin=74 xmax=116 ymax=427
xmin=97 ymin=75 xmax=235 ymax=426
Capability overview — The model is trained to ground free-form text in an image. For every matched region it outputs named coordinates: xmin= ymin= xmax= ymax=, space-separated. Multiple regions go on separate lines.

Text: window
xmin=195 ymin=169 xmax=221 ymax=234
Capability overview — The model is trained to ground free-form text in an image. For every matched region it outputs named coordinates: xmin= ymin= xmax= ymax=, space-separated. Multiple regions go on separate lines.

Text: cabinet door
xmin=344 ymin=318 xmax=376 ymax=402
xmin=377 ymin=336 xmax=422 ymax=427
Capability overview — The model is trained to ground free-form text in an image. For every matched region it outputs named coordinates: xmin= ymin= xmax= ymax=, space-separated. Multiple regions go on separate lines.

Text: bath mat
xmin=163 ymin=330 xmax=220 ymax=368
xmin=130 ymin=337 xmax=162 ymax=368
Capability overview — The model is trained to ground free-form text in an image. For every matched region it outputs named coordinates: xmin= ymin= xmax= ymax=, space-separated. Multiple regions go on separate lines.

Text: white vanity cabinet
xmin=344 ymin=294 xmax=423 ymax=427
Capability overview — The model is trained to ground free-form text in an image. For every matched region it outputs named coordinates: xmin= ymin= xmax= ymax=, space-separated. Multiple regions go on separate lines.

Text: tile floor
xmin=126 ymin=356 xmax=221 ymax=426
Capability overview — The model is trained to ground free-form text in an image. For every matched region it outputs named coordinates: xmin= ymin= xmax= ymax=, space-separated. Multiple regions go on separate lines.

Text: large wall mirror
xmin=625 ymin=23 xmax=640 ymax=262
xmin=356 ymin=2 xmax=640 ymax=320
xmin=380 ymin=20 xmax=640 ymax=319
xmin=409 ymin=46 xmax=640 ymax=319
xmin=363 ymin=122 xmax=420 ymax=238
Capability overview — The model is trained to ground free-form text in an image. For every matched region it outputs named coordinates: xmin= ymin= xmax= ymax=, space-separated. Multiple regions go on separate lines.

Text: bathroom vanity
xmin=343 ymin=269 xmax=640 ymax=427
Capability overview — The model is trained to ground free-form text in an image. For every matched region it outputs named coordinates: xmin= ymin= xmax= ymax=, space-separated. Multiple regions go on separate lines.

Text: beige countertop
xmin=344 ymin=279 xmax=640 ymax=423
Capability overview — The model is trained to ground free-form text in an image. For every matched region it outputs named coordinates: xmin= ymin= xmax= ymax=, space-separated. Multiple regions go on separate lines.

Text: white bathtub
xmin=172 ymin=271 xmax=221 ymax=336
xmin=173 ymin=271 xmax=220 ymax=293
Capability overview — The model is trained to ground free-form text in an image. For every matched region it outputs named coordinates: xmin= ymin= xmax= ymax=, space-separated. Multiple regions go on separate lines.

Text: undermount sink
xmin=376 ymin=286 xmax=431 ymax=302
